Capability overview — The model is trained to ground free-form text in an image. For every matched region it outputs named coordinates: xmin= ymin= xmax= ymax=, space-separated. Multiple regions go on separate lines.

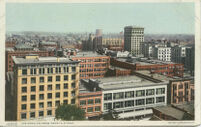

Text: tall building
xmin=95 ymin=29 xmax=102 ymax=37
xmin=124 ymin=26 xmax=144 ymax=56
xmin=11 ymin=55 xmax=80 ymax=120
xmin=171 ymin=45 xmax=186 ymax=64
xmin=185 ymin=45 xmax=195 ymax=76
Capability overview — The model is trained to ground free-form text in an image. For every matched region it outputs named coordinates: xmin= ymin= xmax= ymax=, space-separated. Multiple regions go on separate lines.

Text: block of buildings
xmin=11 ymin=55 xmax=80 ymax=120
xmin=71 ymin=52 xmax=110 ymax=79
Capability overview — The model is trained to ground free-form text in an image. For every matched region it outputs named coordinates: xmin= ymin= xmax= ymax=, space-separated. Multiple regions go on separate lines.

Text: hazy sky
xmin=6 ymin=3 xmax=195 ymax=34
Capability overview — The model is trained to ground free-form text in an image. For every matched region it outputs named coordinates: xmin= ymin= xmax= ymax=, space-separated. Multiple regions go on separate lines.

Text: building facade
xmin=12 ymin=55 xmax=80 ymax=120
xmin=171 ymin=45 xmax=186 ymax=64
xmin=71 ymin=52 xmax=110 ymax=79
xmin=124 ymin=26 xmax=144 ymax=56
xmin=153 ymin=47 xmax=171 ymax=62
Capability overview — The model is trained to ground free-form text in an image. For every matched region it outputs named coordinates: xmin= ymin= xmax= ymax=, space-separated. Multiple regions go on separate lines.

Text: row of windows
xmin=21 ymin=83 xmax=76 ymax=93
xmin=21 ymin=66 xmax=77 ymax=75
xmin=82 ymin=106 xmax=101 ymax=113
xmin=21 ymin=91 xmax=76 ymax=101
xmin=21 ymin=75 xmax=76 ymax=84
xmin=104 ymin=96 xmax=165 ymax=110
xmin=21 ymin=110 xmax=52 ymax=119
xmin=79 ymin=98 xmax=101 ymax=106
xmin=21 ymin=99 xmax=74 ymax=111
xmin=104 ymin=88 xmax=165 ymax=101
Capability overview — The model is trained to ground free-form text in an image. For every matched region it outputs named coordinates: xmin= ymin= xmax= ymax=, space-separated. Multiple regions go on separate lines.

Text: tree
xmin=55 ymin=104 xmax=85 ymax=120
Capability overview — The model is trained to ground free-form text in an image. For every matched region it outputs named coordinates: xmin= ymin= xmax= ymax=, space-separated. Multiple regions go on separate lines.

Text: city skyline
xmin=6 ymin=3 xmax=194 ymax=34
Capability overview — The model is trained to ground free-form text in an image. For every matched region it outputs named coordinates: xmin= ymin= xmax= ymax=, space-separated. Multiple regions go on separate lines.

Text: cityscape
xmin=5 ymin=3 xmax=195 ymax=121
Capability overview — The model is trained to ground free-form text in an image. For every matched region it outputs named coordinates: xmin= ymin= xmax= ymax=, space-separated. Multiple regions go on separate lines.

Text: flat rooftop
xmin=94 ymin=75 xmax=167 ymax=90
xmin=154 ymin=105 xmax=185 ymax=120
xmin=72 ymin=51 xmax=107 ymax=58
xmin=13 ymin=56 xmax=79 ymax=65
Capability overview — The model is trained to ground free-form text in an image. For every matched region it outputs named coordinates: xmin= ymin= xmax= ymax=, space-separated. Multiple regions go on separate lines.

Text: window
xmin=22 ymin=69 xmax=27 ymax=75
xmin=71 ymin=83 xmax=76 ymax=88
xmin=48 ymin=93 xmax=52 ymax=99
xmin=31 ymin=95 xmax=36 ymax=101
xmin=63 ymin=100 xmax=68 ymax=104
xmin=64 ymin=75 xmax=68 ymax=81
xmin=39 ymin=68 xmax=45 ymax=74
xmin=156 ymin=96 xmax=165 ymax=103
xmin=21 ymin=113 xmax=26 ymax=119
xmin=63 ymin=67 xmax=69 ymax=73
xmin=55 ymin=101 xmax=60 ymax=106
xmin=179 ymin=92 xmax=183 ymax=97
xmin=80 ymin=100 xmax=86 ymax=106
xmin=146 ymin=98 xmax=154 ymax=104
xmin=125 ymin=91 xmax=134 ymax=98
xmin=95 ymin=106 xmax=101 ymax=112
xmin=48 ymin=76 xmax=52 ymax=82
xmin=39 ymin=111 xmax=44 ymax=117
xmin=135 ymin=99 xmax=145 ymax=106
xmin=21 ymin=87 xmax=27 ymax=93
xmin=39 ymin=85 xmax=44 ymax=91
xmin=179 ymin=84 xmax=183 ymax=89
xmin=21 ymin=96 xmax=27 ymax=101
xmin=21 ymin=104 xmax=26 ymax=110
xmin=47 ymin=102 xmax=52 ymax=107
xmin=55 ymin=67 xmax=61 ymax=73
xmin=185 ymin=82 xmax=189 ymax=89
xmin=39 ymin=102 xmax=44 ymax=108
xmin=56 ymin=92 xmax=60 ymax=98
xmin=63 ymin=92 xmax=68 ymax=97
xmin=113 ymin=102 xmax=124 ymax=109
xmin=31 ymin=77 xmax=36 ymax=84
xmin=56 ymin=84 xmax=60 ymax=90
xmin=30 ymin=68 xmax=36 ymax=75
xmin=30 ymin=103 xmax=35 ymax=109
xmin=40 ymin=77 xmax=44 ymax=83
xmin=71 ymin=91 xmax=75 ymax=97
xmin=47 ymin=68 xmax=53 ymax=74
xmin=21 ymin=78 xmax=27 ymax=84
xmin=95 ymin=98 xmax=101 ymax=104
xmin=39 ymin=94 xmax=44 ymax=100
xmin=71 ymin=75 xmax=76 ymax=80
xmin=30 ymin=112 xmax=35 ymax=118
xmin=31 ymin=86 xmax=36 ymax=92
xmin=64 ymin=83 xmax=68 ymax=89
xmin=125 ymin=100 xmax=134 ymax=107
xmin=87 ymin=107 xmax=93 ymax=113
xmin=88 ymin=99 xmax=93 ymax=105
xmin=146 ymin=89 xmax=155 ymax=96
xmin=104 ymin=93 xmax=112 ymax=101
xmin=56 ymin=76 xmax=60 ymax=81
xmin=156 ymin=88 xmax=165 ymax=95
xmin=104 ymin=103 xmax=112 ymax=110
xmin=47 ymin=110 xmax=52 ymax=116
xmin=136 ymin=90 xmax=145 ymax=97
xmin=72 ymin=67 xmax=76 ymax=72
xmin=48 ymin=85 xmax=52 ymax=91
xmin=71 ymin=99 xmax=75 ymax=104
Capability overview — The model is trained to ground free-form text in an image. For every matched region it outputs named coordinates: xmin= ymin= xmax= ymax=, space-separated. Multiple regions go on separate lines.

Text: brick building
xmin=71 ymin=52 xmax=110 ymax=79
xmin=110 ymin=58 xmax=184 ymax=77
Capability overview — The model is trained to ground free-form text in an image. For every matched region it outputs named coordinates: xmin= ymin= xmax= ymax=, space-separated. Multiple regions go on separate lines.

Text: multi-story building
xmin=78 ymin=82 xmax=102 ymax=119
xmin=110 ymin=57 xmax=184 ymax=77
xmin=102 ymin=38 xmax=124 ymax=51
xmin=85 ymin=75 xmax=168 ymax=120
xmin=153 ymin=47 xmax=171 ymax=62
xmin=185 ymin=45 xmax=195 ymax=76
xmin=141 ymin=42 xmax=154 ymax=58
xmin=82 ymin=34 xmax=95 ymax=51
xmin=171 ymin=45 xmax=186 ymax=64
xmin=124 ymin=26 xmax=144 ymax=56
xmin=12 ymin=55 xmax=80 ymax=120
xmin=168 ymin=79 xmax=194 ymax=104
xmin=71 ymin=52 xmax=110 ymax=79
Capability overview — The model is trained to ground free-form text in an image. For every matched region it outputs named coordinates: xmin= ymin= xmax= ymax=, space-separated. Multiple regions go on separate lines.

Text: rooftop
xmin=15 ymin=43 xmax=34 ymax=49
xmin=40 ymin=41 xmax=57 ymax=45
xmin=72 ymin=51 xmax=107 ymax=58
xmin=124 ymin=26 xmax=144 ymax=29
xmin=13 ymin=56 xmax=79 ymax=65
xmin=93 ymin=75 xmax=167 ymax=90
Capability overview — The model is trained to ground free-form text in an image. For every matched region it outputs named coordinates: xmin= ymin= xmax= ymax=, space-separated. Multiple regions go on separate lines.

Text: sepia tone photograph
xmin=2 ymin=0 xmax=201 ymax=126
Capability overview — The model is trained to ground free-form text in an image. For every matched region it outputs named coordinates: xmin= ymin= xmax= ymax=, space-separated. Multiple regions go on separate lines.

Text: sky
xmin=6 ymin=3 xmax=195 ymax=34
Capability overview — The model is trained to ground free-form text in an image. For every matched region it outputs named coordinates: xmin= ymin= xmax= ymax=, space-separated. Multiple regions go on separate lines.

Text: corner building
xmin=12 ymin=55 xmax=80 ymax=120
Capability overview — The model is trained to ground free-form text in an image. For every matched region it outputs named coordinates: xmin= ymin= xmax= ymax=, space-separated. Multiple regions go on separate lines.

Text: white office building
xmin=86 ymin=76 xmax=168 ymax=120
xmin=153 ymin=47 xmax=171 ymax=62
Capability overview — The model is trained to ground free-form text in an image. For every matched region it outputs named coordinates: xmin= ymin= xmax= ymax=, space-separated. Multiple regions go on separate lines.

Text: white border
xmin=1 ymin=0 xmax=201 ymax=126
